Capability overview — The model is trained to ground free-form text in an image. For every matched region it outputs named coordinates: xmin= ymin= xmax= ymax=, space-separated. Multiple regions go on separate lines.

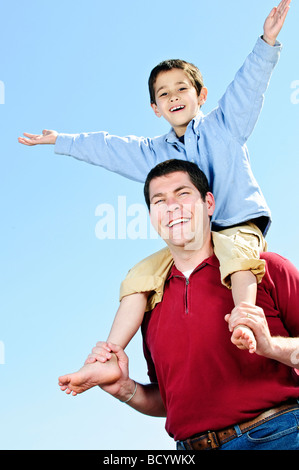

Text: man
xmin=59 ymin=160 xmax=299 ymax=450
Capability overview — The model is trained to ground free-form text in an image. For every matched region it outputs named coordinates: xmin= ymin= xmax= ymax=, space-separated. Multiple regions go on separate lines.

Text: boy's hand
xmin=263 ymin=0 xmax=291 ymax=46
xmin=18 ymin=129 xmax=58 ymax=146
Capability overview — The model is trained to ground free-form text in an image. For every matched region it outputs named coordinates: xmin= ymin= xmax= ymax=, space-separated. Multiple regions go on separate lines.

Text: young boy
xmin=19 ymin=1 xmax=290 ymax=355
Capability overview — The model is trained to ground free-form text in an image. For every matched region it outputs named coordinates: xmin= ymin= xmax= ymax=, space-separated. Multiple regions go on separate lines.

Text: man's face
xmin=151 ymin=69 xmax=207 ymax=137
xmin=149 ymin=171 xmax=214 ymax=250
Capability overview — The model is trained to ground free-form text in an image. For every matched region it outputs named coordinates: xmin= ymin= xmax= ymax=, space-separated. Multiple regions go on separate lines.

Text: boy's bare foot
xmin=231 ymin=325 xmax=256 ymax=354
xmin=58 ymin=354 xmax=121 ymax=396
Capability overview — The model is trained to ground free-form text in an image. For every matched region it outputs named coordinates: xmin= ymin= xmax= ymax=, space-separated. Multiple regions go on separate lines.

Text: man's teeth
xmin=170 ymin=105 xmax=185 ymax=112
xmin=168 ymin=218 xmax=190 ymax=228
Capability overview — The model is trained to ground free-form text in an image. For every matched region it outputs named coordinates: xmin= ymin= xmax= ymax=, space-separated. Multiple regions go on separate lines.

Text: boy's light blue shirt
xmin=55 ymin=37 xmax=281 ymax=235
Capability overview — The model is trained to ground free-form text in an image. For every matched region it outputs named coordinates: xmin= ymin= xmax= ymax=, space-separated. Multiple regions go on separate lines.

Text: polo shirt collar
xmin=167 ymin=253 xmax=219 ymax=280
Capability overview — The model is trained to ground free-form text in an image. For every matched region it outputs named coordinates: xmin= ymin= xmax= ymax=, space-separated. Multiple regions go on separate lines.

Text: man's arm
xmin=225 ymin=252 xmax=299 ymax=367
xmin=95 ymin=343 xmax=166 ymax=417
xmin=226 ymin=302 xmax=299 ymax=369
xmin=218 ymin=0 xmax=290 ymax=144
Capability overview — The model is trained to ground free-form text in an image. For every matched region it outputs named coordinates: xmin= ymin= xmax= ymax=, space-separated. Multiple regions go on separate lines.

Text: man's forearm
xmin=94 ymin=343 xmax=166 ymax=417
xmin=267 ymin=337 xmax=299 ymax=369
xmin=117 ymin=379 xmax=166 ymax=417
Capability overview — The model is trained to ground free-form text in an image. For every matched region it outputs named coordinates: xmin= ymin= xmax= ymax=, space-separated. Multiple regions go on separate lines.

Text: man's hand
xmin=263 ymin=0 xmax=291 ymax=46
xmin=225 ymin=302 xmax=273 ymax=358
xmin=225 ymin=302 xmax=299 ymax=369
xmin=87 ymin=342 xmax=135 ymax=401
xmin=86 ymin=342 xmax=166 ymax=415
xmin=85 ymin=341 xmax=114 ymax=364
xmin=18 ymin=129 xmax=58 ymax=146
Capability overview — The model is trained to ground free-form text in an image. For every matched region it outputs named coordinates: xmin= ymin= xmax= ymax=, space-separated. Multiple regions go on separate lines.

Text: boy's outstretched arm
xmin=217 ymin=1 xmax=289 ymax=146
xmin=262 ymin=0 xmax=291 ymax=46
xmin=18 ymin=129 xmax=58 ymax=146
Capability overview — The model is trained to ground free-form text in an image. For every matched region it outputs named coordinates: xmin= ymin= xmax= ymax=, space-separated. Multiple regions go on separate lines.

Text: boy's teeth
xmin=171 ymin=106 xmax=184 ymax=112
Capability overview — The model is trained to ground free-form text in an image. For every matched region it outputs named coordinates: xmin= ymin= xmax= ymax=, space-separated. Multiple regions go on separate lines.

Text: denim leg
xmin=176 ymin=441 xmax=187 ymax=450
xmin=221 ymin=410 xmax=299 ymax=450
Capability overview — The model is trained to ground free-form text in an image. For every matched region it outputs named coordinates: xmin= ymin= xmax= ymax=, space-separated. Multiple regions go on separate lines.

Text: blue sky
xmin=1 ymin=0 xmax=298 ymax=450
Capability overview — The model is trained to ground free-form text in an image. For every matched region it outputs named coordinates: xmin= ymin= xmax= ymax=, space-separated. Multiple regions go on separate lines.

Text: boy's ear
xmin=151 ymin=103 xmax=162 ymax=118
xmin=198 ymin=87 xmax=208 ymax=107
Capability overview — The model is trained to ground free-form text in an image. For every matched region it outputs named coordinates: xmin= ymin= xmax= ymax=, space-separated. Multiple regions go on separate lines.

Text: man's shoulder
xmin=261 ymin=251 xmax=288 ymax=263
xmin=261 ymin=252 xmax=298 ymax=277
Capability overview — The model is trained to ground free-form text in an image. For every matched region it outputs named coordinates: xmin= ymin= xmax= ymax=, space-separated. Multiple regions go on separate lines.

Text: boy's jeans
xmin=177 ymin=409 xmax=299 ymax=450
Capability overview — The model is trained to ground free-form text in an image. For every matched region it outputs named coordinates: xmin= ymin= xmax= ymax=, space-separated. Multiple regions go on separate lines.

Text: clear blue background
xmin=0 ymin=0 xmax=298 ymax=450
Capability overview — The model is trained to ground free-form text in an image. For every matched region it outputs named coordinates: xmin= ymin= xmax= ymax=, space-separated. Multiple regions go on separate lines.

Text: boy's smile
xmin=151 ymin=69 xmax=207 ymax=137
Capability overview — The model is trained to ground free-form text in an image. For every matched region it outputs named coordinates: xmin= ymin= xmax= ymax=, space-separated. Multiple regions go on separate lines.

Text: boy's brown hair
xmin=148 ymin=59 xmax=204 ymax=105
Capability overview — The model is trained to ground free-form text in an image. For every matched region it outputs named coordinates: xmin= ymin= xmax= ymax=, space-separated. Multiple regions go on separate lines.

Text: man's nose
xmin=166 ymin=198 xmax=180 ymax=212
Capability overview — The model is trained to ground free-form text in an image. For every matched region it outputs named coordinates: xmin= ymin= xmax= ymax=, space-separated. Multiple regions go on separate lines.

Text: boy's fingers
xmin=22 ymin=133 xmax=43 ymax=139
xmin=18 ymin=138 xmax=36 ymax=146
xmin=23 ymin=132 xmax=38 ymax=137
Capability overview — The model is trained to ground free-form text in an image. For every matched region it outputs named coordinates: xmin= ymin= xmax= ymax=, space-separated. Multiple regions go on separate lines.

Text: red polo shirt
xmin=142 ymin=252 xmax=299 ymax=441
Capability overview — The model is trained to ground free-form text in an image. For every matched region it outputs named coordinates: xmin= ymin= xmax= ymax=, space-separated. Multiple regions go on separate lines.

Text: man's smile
xmin=167 ymin=217 xmax=191 ymax=228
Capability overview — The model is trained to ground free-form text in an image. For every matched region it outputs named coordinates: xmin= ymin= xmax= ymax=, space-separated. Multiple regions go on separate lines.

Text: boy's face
xmin=151 ymin=69 xmax=207 ymax=137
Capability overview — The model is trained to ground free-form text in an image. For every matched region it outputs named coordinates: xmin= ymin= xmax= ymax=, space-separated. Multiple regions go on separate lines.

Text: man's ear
xmin=151 ymin=102 xmax=162 ymax=118
xmin=206 ymin=191 xmax=215 ymax=216
xmin=198 ymin=87 xmax=208 ymax=107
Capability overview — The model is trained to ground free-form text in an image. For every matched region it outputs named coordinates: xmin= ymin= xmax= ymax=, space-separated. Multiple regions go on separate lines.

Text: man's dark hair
xmin=148 ymin=59 xmax=204 ymax=105
xmin=144 ymin=159 xmax=210 ymax=209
